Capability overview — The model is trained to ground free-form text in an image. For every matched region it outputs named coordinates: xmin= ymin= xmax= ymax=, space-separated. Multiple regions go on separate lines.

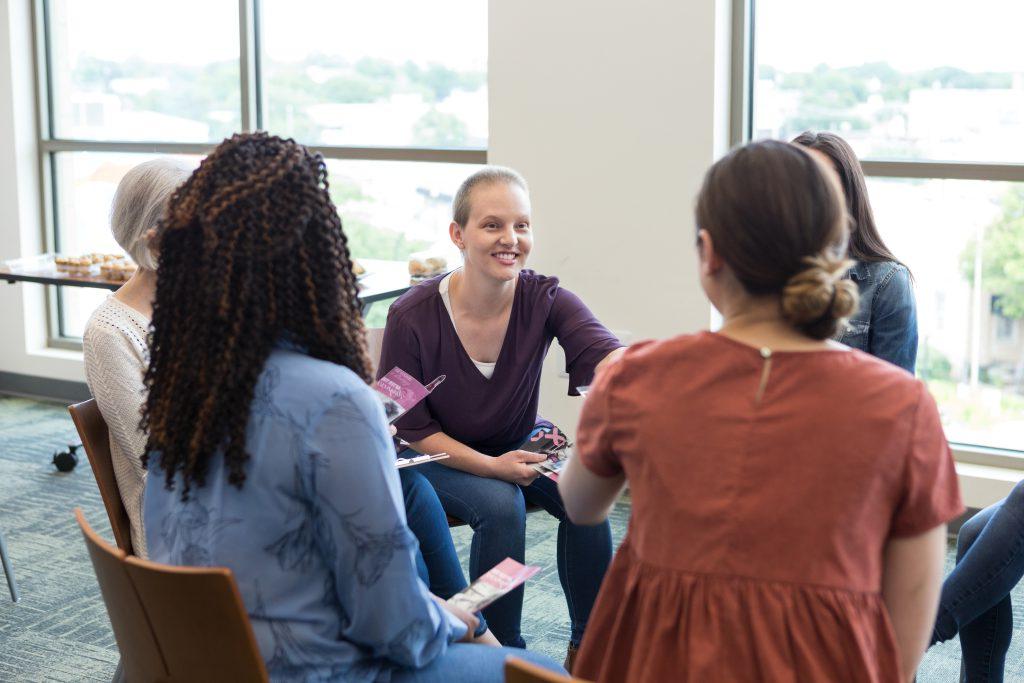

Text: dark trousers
xmin=932 ymin=481 xmax=1024 ymax=682
xmin=416 ymin=461 xmax=612 ymax=648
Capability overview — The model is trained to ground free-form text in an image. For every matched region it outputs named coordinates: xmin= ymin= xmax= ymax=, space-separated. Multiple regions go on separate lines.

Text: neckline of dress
xmin=706 ymin=330 xmax=852 ymax=356
xmin=439 ymin=270 xmax=518 ymax=382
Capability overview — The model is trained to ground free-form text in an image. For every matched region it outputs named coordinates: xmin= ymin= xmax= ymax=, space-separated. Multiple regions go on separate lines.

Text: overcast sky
xmin=55 ymin=1 xmax=1021 ymax=75
xmin=55 ymin=0 xmax=486 ymax=70
xmin=757 ymin=0 xmax=1024 ymax=73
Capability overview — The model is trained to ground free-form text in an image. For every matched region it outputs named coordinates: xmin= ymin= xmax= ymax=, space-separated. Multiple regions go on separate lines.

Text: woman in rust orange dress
xmin=559 ymin=140 xmax=963 ymax=683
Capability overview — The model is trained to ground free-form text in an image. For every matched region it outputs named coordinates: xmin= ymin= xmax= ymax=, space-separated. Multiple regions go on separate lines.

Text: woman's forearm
xmin=409 ymin=432 xmax=496 ymax=478
xmin=558 ymin=452 xmax=626 ymax=525
xmin=882 ymin=525 xmax=947 ymax=682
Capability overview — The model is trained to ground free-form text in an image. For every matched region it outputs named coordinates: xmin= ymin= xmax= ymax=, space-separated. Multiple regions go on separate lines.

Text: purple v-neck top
xmin=378 ymin=270 xmax=622 ymax=456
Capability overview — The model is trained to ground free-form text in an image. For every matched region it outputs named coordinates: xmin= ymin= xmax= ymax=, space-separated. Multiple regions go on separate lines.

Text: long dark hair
xmin=792 ymin=131 xmax=907 ymax=272
xmin=696 ymin=140 xmax=858 ymax=340
xmin=141 ymin=132 xmax=372 ymax=499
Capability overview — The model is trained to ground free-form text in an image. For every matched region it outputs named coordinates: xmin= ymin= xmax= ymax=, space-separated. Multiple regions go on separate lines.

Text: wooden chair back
xmin=69 ymin=399 xmax=134 ymax=555
xmin=76 ymin=509 xmax=269 ymax=683
xmin=125 ymin=556 xmax=268 ymax=682
xmin=505 ymin=656 xmax=588 ymax=683
xmin=75 ymin=508 xmax=166 ymax=682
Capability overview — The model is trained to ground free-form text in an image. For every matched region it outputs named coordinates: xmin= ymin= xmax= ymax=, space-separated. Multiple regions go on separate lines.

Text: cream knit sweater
xmin=82 ymin=296 xmax=150 ymax=558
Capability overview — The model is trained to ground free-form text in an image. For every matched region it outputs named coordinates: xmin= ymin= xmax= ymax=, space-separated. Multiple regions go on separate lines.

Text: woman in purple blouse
xmin=378 ymin=167 xmax=623 ymax=669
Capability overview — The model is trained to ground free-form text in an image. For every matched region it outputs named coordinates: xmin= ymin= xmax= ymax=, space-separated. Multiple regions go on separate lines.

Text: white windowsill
xmin=951 ymin=443 xmax=1024 ymax=468
xmin=30 ymin=345 xmax=84 ymax=362
xmin=955 ymin=461 xmax=1024 ymax=509
xmin=953 ymin=443 xmax=1024 ymax=508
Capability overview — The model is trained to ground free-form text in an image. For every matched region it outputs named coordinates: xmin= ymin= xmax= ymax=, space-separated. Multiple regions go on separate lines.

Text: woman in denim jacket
xmin=796 ymin=133 xmax=1024 ymax=680
xmin=793 ymin=132 xmax=917 ymax=374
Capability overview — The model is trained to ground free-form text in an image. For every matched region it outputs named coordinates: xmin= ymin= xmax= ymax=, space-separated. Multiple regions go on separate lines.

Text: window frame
xmin=732 ymin=0 xmax=1024 ymax=462
xmin=31 ymin=0 xmax=486 ymax=347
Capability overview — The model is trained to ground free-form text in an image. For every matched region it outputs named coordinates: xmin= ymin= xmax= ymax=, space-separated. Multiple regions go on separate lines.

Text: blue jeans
xmin=401 ymin=469 xmax=489 ymax=637
xmin=416 ymin=461 xmax=613 ymax=649
xmin=932 ymin=482 xmax=1024 ymax=682
xmin=391 ymin=645 xmax=564 ymax=682
xmin=401 ymin=468 xmax=470 ymax=597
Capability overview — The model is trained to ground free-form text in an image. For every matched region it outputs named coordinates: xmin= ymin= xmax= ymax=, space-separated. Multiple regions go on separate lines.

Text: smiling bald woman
xmin=378 ymin=166 xmax=623 ymax=669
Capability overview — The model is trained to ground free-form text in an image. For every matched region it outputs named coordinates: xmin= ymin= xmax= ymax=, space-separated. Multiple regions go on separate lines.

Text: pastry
xmin=66 ymin=257 xmax=94 ymax=274
xmin=408 ymin=258 xmax=429 ymax=276
xmin=408 ymin=255 xmax=447 ymax=278
xmin=101 ymin=260 xmax=137 ymax=282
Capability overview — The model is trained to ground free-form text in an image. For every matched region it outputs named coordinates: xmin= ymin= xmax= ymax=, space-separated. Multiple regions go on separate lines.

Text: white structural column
xmin=488 ymin=0 xmax=731 ymax=431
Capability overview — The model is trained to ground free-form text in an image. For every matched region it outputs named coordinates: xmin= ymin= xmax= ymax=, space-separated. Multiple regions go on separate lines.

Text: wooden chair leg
xmin=0 ymin=528 xmax=19 ymax=602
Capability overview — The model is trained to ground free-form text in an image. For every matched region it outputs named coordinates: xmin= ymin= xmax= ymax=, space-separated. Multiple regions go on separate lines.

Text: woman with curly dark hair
xmin=141 ymin=132 xmax=560 ymax=681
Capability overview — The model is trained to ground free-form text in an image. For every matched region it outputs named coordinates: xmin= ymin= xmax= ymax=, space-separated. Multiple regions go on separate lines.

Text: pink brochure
xmin=375 ymin=368 xmax=445 ymax=423
xmin=447 ymin=558 xmax=540 ymax=613
xmin=530 ymin=450 xmax=568 ymax=482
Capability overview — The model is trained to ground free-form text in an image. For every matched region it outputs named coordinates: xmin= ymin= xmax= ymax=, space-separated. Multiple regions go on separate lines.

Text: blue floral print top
xmin=144 ymin=347 xmax=466 ymax=682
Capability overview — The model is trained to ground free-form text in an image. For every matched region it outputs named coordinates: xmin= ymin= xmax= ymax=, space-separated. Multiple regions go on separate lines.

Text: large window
xmin=745 ymin=0 xmax=1024 ymax=453
xmin=35 ymin=0 xmax=486 ymax=339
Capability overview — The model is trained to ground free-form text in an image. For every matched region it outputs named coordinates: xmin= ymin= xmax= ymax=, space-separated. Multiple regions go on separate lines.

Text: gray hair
xmin=110 ymin=158 xmax=192 ymax=271
xmin=452 ymin=166 xmax=529 ymax=227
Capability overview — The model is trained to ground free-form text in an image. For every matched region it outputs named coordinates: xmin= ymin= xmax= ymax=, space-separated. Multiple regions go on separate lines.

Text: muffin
xmin=66 ymin=257 xmax=94 ymax=274
xmin=101 ymin=260 xmax=137 ymax=282
xmin=408 ymin=258 xmax=430 ymax=277
xmin=408 ymin=255 xmax=447 ymax=279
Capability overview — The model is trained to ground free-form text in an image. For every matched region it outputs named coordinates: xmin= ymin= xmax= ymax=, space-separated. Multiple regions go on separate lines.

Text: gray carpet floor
xmin=0 ymin=394 xmax=1019 ymax=681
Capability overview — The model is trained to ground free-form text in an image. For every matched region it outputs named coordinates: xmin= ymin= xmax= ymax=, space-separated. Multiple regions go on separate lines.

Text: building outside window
xmin=37 ymin=0 xmax=486 ymax=337
xmin=744 ymin=0 xmax=1024 ymax=452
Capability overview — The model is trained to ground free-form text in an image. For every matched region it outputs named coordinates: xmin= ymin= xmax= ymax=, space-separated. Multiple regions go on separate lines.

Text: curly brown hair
xmin=141 ymin=132 xmax=372 ymax=498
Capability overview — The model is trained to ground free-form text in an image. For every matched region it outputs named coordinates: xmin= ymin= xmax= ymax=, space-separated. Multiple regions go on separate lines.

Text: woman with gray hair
xmin=82 ymin=157 xmax=191 ymax=558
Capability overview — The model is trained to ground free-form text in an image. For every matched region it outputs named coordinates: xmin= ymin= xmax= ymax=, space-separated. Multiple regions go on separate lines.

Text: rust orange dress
xmin=574 ymin=331 xmax=963 ymax=683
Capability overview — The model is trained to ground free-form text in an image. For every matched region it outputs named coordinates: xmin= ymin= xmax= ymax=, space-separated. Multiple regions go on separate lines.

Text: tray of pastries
xmin=54 ymin=253 xmax=123 ymax=274
xmin=99 ymin=259 xmax=138 ymax=282
xmin=408 ymin=255 xmax=448 ymax=284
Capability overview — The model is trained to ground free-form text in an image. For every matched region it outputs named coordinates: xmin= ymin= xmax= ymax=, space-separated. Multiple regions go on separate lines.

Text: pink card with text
xmin=447 ymin=558 xmax=540 ymax=612
xmin=375 ymin=367 xmax=445 ymax=423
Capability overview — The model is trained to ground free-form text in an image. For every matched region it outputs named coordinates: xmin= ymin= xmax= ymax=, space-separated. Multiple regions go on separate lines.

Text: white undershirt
xmin=439 ymin=271 xmax=496 ymax=379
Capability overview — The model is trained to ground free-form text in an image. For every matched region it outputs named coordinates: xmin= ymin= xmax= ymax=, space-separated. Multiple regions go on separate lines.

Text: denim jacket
xmin=836 ymin=260 xmax=918 ymax=374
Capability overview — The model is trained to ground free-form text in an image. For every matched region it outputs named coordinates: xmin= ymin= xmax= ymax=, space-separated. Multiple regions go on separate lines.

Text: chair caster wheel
xmin=53 ymin=444 xmax=80 ymax=472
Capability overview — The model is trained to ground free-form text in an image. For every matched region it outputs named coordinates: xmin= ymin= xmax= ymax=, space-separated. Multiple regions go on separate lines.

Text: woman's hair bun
xmin=781 ymin=254 xmax=859 ymax=340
